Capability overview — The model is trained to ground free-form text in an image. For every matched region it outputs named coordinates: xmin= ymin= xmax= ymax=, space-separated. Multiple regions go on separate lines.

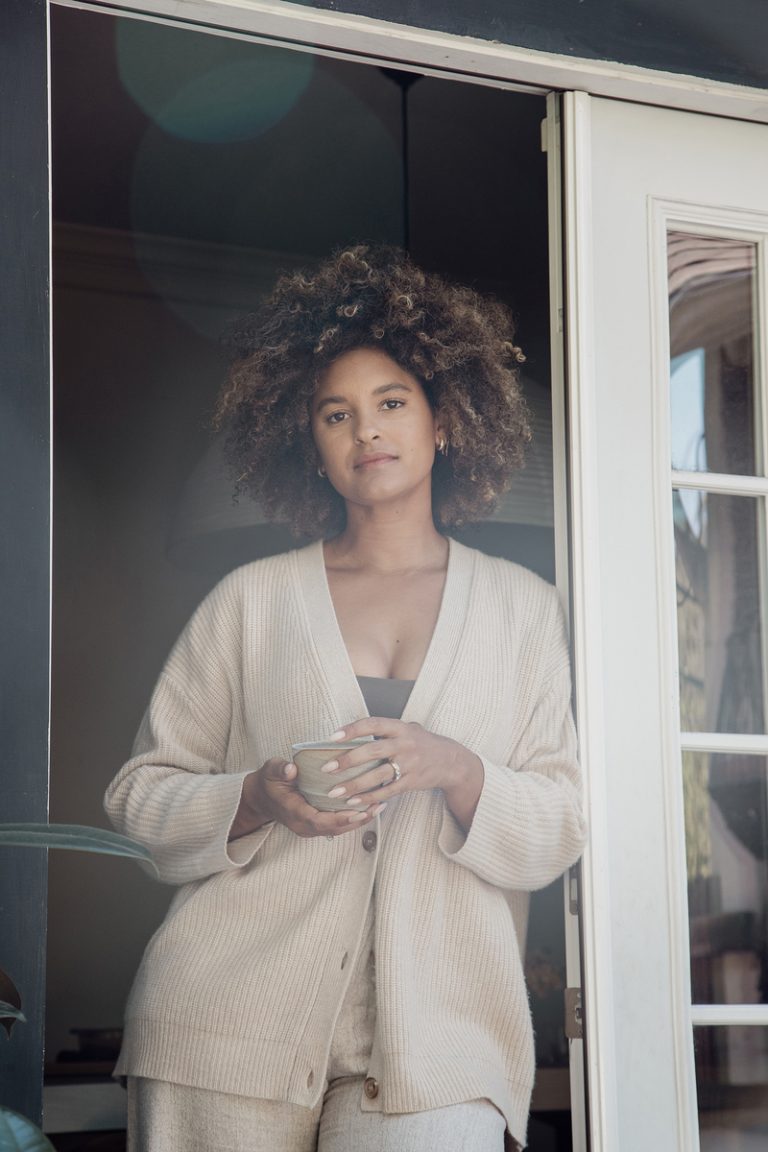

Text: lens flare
xmin=128 ymin=59 xmax=403 ymax=338
xmin=116 ymin=21 xmax=313 ymax=143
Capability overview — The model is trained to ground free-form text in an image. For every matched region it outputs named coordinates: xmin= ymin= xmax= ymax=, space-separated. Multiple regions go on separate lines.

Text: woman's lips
xmin=354 ymin=454 xmax=397 ymax=469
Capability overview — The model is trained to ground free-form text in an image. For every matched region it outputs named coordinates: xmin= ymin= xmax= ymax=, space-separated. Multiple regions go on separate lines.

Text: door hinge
xmin=564 ymin=987 xmax=583 ymax=1040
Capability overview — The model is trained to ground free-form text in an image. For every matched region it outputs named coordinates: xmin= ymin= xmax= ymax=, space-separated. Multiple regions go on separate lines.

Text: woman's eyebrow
xmin=314 ymin=381 xmax=412 ymax=413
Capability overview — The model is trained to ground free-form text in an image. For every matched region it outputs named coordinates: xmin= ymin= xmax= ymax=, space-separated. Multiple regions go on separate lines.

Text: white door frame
xmin=559 ymin=89 xmax=618 ymax=1152
xmin=55 ymin=0 xmax=768 ymax=123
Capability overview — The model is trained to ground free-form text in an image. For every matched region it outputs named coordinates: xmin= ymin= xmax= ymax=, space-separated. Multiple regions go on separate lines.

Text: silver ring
xmin=388 ymin=760 xmax=402 ymax=785
xmin=326 ymin=835 xmax=334 ymax=841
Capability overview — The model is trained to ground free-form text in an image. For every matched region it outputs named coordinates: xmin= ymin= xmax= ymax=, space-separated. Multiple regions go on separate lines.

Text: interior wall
xmin=48 ymin=233 xmax=254 ymax=1056
xmin=0 ymin=0 xmax=51 ymax=1122
xmin=47 ymin=5 xmax=559 ymax=1069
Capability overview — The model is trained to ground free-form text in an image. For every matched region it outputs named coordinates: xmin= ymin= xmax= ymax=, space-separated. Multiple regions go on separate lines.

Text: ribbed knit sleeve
xmin=438 ymin=592 xmax=586 ymax=890
xmin=104 ymin=571 xmax=273 ymax=885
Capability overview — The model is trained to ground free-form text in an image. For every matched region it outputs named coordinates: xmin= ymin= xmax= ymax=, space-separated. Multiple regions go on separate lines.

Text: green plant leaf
xmin=0 ymin=1107 xmax=55 ymax=1152
xmin=0 ymin=1002 xmax=26 ymax=1024
xmin=0 ymin=824 xmax=154 ymax=867
xmin=0 ymin=970 xmax=23 ymax=1038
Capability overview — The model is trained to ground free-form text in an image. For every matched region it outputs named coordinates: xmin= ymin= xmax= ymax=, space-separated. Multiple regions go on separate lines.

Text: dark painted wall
xmin=310 ymin=0 xmax=768 ymax=89
xmin=0 ymin=0 xmax=50 ymax=1126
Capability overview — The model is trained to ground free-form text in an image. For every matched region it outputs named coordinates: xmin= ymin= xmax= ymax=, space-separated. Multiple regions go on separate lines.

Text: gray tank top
xmin=356 ymin=675 xmax=414 ymax=720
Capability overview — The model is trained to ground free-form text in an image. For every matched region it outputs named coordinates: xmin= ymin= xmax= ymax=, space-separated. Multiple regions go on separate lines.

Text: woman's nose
xmin=353 ymin=415 xmax=381 ymax=444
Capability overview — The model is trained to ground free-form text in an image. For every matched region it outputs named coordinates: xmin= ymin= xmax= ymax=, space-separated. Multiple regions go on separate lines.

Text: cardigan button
xmin=307 ymin=1070 xmax=314 ymax=1088
xmin=340 ymin=951 xmax=349 ymax=969
xmin=362 ymin=830 xmax=377 ymax=852
xmin=363 ymin=1076 xmax=379 ymax=1099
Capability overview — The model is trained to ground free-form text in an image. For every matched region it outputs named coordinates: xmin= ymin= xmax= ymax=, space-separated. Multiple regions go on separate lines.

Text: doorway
xmin=47 ymin=7 xmax=573 ymax=1148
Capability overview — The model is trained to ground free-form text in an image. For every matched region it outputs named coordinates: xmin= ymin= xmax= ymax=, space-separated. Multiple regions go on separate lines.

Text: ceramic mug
xmin=291 ymin=737 xmax=388 ymax=812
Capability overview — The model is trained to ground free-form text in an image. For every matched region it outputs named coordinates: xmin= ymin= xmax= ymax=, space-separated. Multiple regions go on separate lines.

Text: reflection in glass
xmin=684 ymin=751 xmax=768 ymax=1006
xmin=668 ymin=232 xmax=756 ymax=475
xmin=695 ymin=1027 xmax=768 ymax=1148
xmin=674 ymin=490 xmax=764 ymax=734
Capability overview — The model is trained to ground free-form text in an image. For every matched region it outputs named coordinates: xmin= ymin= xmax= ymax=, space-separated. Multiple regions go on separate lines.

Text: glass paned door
xmin=694 ymin=1027 xmax=768 ymax=1142
xmin=669 ymin=234 xmax=757 ymax=477
xmin=668 ymin=230 xmax=768 ymax=1143
xmin=673 ymin=486 xmax=765 ymax=735
xmin=564 ymin=93 xmax=768 ymax=1150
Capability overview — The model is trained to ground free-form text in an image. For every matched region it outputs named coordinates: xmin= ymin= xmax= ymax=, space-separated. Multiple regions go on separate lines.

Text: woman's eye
xmin=326 ymin=411 xmax=348 ymax=424
xmin=382 ymin=399 xmax=404 ymax=410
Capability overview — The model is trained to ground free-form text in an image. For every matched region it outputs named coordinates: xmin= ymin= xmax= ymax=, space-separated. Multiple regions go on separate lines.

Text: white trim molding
xmin=691 ymin=1005 xmax=768 ymax=1027
xmin=672 ymin=471 xmax=768 ymax=497
xmin=561 ymin=90 xmax=620 ymax=1152
xmin=545 ymin=90 xmax=588 ymax=1152
xmin=680 ymin=732 xmax=768 ymax=756
xmin=54 ymin=0 xmax=768 ymax=123
xmin=648 ymin=195 xmax=699 ymax=1152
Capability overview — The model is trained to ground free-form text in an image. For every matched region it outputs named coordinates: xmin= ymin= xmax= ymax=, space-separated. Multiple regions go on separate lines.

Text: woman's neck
xmin=325 ymin=506 xmax=448 ymax=575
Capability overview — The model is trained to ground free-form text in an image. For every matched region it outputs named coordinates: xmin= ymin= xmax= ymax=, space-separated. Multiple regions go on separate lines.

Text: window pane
xmin=685 ymin=750 xmax=768 ymax=1006
xmin=695 ymin=1027 xmax=768 ymax=1148
xmin=674 ymin=490 xmax=765 ymax=734
xmin=668 ymin=232 xmax=757 ymax=475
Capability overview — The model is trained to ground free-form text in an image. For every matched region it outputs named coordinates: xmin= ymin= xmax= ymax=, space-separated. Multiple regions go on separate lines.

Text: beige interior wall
xmin=46 ymin=229 xmax=290 ymax=1057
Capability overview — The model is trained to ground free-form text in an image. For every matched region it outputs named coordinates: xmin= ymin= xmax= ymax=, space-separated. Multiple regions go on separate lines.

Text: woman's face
xmin=311 ymin=346 xmax=442 ymax=514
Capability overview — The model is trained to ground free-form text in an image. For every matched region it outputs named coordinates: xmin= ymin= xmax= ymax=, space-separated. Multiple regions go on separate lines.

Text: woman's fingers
xmin=294 ymin=799 xmax=382 ymax=838
xmin=320 ymin=801 xmax=387 ymax=837
xmin=324 ymin=719 xmax=458 ymax=802
xmin=332 ymin=716 xmax=406 ymax=743
xmin=259 ymin=760 xmax=382 ymax=837
xmin=328 ymin=758 xmax=402 ymax=803
xmin=323 ymin=737 xmax=400 ymax=775
xmin=259 ymin=757 xmax=295 ymax=782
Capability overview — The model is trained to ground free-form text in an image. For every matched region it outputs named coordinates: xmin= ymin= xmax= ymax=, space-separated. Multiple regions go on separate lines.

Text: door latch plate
xmin=564 ymin=987 xmax=583 ymax=1040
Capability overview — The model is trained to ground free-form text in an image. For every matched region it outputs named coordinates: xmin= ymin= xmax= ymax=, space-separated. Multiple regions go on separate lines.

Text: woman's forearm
xmin=228 ymin=771 xmax=272 ymax=841
xmin=441 ymin=745 xmax=484 ymax=833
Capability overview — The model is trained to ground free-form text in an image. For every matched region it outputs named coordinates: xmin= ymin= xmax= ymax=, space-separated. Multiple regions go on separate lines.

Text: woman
xmin=105 ymin=244 xmax=586 ymax=1152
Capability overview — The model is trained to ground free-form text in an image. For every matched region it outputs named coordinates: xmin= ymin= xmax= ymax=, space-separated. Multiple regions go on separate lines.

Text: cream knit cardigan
xmin=104 ymin=538 xmax=586 ymax=1147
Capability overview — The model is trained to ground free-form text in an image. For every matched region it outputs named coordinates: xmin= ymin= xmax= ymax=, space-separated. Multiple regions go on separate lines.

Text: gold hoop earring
xmin=317 ymin=465 xmax=326 ymax=478
xmin=437 ymin=438 xmax=448 ymax=455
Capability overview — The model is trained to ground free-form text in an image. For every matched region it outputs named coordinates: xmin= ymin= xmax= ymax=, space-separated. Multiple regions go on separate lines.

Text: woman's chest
xmin=237 ymin=557 xmax=536 ymax=763
xmin=326 ymin=568 xmax=446 ymax=679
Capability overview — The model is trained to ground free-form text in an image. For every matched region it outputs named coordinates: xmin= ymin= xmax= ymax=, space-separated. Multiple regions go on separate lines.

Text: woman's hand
xmin=229 ymin=758 xmax=385 ymax=842
xmin=322 ymin=718 xmax=485 ymax=832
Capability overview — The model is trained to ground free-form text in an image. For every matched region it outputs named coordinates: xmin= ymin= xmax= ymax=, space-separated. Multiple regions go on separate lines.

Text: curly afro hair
xmin=216 ymin=243 xmax=530 ymax=537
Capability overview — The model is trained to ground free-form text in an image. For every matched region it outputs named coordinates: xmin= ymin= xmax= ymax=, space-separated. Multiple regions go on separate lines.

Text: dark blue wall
xmin=310 ymin=1 xmax=768 ymax=89
xmin=0 ymin=0 xmax=50 ymax=1125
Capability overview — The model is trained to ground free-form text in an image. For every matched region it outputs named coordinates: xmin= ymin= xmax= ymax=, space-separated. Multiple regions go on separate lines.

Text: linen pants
xmin=127 ymin=1077 xmax=506 ymax=1152
xmin=126 ymin=910 xmax=507 ymax=1151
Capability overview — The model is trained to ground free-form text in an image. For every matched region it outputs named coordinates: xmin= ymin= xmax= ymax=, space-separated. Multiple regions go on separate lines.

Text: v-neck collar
xmin=294 ymin=536 xmax=477 ymax=727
